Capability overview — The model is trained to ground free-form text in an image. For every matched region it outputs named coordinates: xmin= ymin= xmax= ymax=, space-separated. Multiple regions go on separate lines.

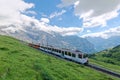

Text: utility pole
xmin=46 ymin=35 xmax=48 ymax=47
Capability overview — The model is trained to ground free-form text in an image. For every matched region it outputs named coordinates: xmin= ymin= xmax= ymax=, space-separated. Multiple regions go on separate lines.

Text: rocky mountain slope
xmin=0 ymin=26 xmax=95 ymax=53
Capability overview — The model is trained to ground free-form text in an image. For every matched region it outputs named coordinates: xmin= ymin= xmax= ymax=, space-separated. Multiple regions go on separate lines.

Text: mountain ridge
xmin=86 ymin=36 xmax=120 ymax=52
xmin=0 ymin=26 xmax=95 ymax=53
xmin=90 ymin=44 xmax=120 ymax=65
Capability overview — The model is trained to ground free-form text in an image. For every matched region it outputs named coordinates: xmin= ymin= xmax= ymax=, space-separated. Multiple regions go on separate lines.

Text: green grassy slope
xmin=0 ymin=35 xmax=119 ymax=80
xmin=90 ymin=45 xmax=120 ymax=74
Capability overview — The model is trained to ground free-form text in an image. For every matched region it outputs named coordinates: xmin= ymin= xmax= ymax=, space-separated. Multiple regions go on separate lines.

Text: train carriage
xmin=29 ymin=43 xmax=88 ymax=64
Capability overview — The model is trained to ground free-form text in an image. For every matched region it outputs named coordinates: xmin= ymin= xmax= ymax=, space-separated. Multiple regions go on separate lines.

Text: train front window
xmin=83 ymin=54 xmax=88 ymax=58
xmin=78 ymin=54 xmax=82 ymax=58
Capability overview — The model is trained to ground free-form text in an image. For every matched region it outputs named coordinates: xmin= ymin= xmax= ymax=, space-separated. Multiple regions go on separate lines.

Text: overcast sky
xmin=0 ymin=0 xmax=120 ymax=39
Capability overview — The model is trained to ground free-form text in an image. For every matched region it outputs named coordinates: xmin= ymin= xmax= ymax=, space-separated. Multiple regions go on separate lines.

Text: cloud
xmin=57 ymin=0 xmax=76 ymax=8
xmin=0 ymin=0 xmax=34 ymax=26
xmin=25 ymin=10 xmax=37 ymax=15
xmin=18 ymin=15 xmax=83 ymax=36
xmin=74 ymin=1 xmax=80 ymax=8
xmin=44 ymin=25 xmax=83 ymax=36
xmin=0 ymin=0 xmax=83 ymax=37
xmin=81 ymin=26 xmax=120 ymax=39
xmin=49 ymin=10 xmax=66 ymax=19
xmin=86 ymin=30 xmax=91 ymax=33
xmin=26 ymin=17 xmax=83 ymax=36
xmin=58 ymin=0 xmax=120 ymax=28
xmin=40 ymin=18 xmax=50 ymax=23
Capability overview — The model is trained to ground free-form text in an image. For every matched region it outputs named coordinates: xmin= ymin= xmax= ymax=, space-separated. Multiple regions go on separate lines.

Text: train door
xmin=62 ymin=51 xmax=64 ymax=56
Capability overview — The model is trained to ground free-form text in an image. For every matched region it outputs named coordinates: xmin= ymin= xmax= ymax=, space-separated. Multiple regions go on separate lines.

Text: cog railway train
xmin=29 ymin=43 xmax=88 ymax=64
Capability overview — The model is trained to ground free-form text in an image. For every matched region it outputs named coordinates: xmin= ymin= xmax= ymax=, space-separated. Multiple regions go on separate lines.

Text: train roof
xmin=44 ymin=45 xmax=84 ymax=54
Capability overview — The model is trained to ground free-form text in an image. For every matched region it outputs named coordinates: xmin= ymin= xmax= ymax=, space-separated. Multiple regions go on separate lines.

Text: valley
xmin=0 ymin=35 xmax=119 ymax=80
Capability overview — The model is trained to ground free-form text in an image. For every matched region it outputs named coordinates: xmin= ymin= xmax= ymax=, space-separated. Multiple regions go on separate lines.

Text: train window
xmin=68 ymin=52 xmax=71 ymax=56
xmin=62 ymin=51 xmax=64 ymax=54
xmin=54 ymin=49 xmax=56 ymax=52
xmin=57 ymin=49 xmax=58 ymax=52
xmin=72 ymin=53 xmax=76 ymax=57
xmin=55 ymin=49 xmax=56 ymax=52
xmin=51 ymin=48 xmax=53 ymax=51
xmin=59 ymin=50 xmax=61 ymax=53
xmin=56 ymin=49 xmax=57 ymax=52
xmin=52 ymin=48 xmax=55 ymax=51
xmin=78 ymin=54 xmax=82 ymax=58
xmin=65 ymin=51 xmax=67 ymax=55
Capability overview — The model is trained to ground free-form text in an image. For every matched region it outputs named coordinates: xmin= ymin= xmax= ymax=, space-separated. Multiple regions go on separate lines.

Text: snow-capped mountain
xmin=0 ymin=25 xmax=95 ymax=53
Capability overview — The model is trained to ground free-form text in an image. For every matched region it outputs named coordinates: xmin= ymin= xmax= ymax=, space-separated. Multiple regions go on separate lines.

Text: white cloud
xmin=82 ymin=9 xmax=119 ymax=28
xmin=25 ymin=10 xmax=37 ymax=15
xmin=45 ymin=25 xmax=83 ymax=36
xmin=40 ymin=18 xmax=50 ymax=23
xmin=19 ymin=15 xmax=83 ymax=36
xmin=81 ymin=26 xmax=120 ymax=39
xmin=57 ymin=0 xmax=77 ymax=8
xmin=74 ymin=1 xmax=80 ymax=8
xmin=1 ymin=0 xmax=120 ymax=39
xmin=49 ymin=10 xmax=66 ymax=19
xmin=0 ymin=0 xmax=34 ymax=26
xmin=58 ymin=0 xmax=120 ymax=28
xmin=27 ymin=18 xmax=83 ymax=36
xmin=86 ymin=30 xmax=91 ymax=33
xmin=0 ymin=0 xmax=83 ymax=37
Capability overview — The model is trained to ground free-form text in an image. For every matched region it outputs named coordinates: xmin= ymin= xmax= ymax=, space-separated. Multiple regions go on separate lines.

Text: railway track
xmin=86 ymin=64 xmax=120 ymax=78
xmin=38 ymin=48 xmax=120 ymax=78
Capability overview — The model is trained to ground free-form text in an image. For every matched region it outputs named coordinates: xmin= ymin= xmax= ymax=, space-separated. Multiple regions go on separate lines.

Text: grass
xmin=89 ymin=59 xmax=120 ymax=74
xmin=89 ymin=45 xmax=120 ymax=74
xmin=0 ymin=35 xmax=119 ymax=80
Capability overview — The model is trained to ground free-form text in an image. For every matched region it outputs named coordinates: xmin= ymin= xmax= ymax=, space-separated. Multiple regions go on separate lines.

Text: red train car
xmin=28 ymin=43 xmax=40 ymax=49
